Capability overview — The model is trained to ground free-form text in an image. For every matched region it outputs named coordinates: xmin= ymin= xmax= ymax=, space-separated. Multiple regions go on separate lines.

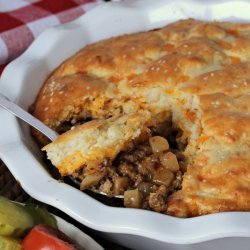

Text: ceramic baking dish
xmin=0 ymin=1 xmax=250 ymax=249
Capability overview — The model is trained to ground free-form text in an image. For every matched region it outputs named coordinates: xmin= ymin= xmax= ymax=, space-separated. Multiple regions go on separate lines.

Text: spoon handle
xmin=0 ymin=93 xmax=58 ymax=141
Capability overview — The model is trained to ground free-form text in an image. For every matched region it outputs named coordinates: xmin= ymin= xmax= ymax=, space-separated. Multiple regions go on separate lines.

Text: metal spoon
xmin=0 ymin=93 xmax=123 ymax=198
xmin=0 ymin=93 xmax=58 ymax=141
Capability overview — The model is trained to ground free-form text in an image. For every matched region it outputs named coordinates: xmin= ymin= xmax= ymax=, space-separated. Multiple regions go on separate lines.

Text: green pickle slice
xmin=0 ymin=196 xmax=34 ymax=237
xmin=0 ymin=235 xmax=22 ymax=250
xmin=24 ymin=204 xmax=57 ymax=229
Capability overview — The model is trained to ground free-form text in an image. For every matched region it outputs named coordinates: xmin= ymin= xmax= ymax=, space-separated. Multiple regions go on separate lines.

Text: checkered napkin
xmin=0 ymin=0 xmax=101 ymax=67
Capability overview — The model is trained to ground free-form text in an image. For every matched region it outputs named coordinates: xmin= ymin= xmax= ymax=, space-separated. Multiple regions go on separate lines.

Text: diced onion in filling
xmin=113 ymin=176 xmax=130 ymax=195
xmin=124 ymin=189 xmax=143 ymax=208
xmin=153 ymin=168 xmax=175 ymax=187
xmin=159 ymin=152 xmax=180 ymax=172
xmin=149 ymin=136 xmax=169 ymax=153
xmin=80 ymin=172 xmax=104 ymax=190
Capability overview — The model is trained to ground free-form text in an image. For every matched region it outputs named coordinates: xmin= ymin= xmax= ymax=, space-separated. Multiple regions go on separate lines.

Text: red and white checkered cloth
xmin=0 ymin=0 xmax=101 ymax=72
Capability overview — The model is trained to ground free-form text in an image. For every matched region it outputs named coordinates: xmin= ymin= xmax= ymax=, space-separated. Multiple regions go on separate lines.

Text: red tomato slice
xmin=22 ymin=224 xmax=81 ymax=250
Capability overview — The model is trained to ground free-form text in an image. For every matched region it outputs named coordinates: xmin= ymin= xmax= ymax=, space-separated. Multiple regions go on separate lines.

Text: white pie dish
xmin=0 ymin=1 xmax=250 ymax=250
xmin=55 ymin=216 xmax=103 ymax=250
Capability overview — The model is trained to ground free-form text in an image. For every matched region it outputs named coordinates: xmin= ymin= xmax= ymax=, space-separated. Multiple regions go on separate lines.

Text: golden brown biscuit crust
xmin=33 ymin=19 xmax=250 ymax=217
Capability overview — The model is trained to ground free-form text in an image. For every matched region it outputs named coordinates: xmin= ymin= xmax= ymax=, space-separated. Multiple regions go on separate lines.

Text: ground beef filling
xmin=116 ymin=139 xmax=183 ymax=212
xmin=56 ymin=115 xmax=92 ymax=135
xmin=71 ymin=123 xmax=186 ymax=214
